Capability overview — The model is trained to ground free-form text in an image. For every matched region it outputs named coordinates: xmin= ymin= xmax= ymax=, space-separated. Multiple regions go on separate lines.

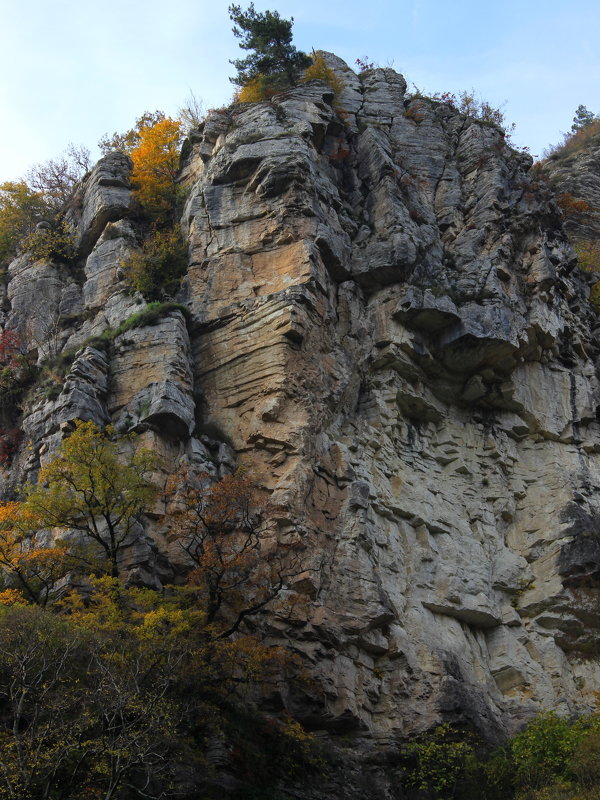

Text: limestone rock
xmin=109 ymin=311 xmax=195 ymax=438
xmin=179 ymin=58 xmax=600 ymax=741
xmin=82 ymin=219 xmax=138 ymax=310
xmin=68 ymin=151 xmax=133 ymax=256
xmin=4 ymin=56 xmax=600 ymax=763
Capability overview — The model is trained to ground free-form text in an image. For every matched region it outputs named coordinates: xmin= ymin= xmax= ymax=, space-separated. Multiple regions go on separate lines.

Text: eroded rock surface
xmin=3 ymin=55 xmax=600 ymax=756
xmin=180 ymin=55 xmax=600 ymax=741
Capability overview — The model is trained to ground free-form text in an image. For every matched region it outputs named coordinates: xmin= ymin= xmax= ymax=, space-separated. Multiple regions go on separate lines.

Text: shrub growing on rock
xmin=0 ymin=181 xmax=48 ymax=264
xmin=302 ymin=53 xmax=344 ymax=101
xmin=403 ymin=723 xmax=475 ymax=798
xmin=21 ymin=219 xmax=77 ymax=263
xmin=122 ymin=225 xmax=188 ymax=301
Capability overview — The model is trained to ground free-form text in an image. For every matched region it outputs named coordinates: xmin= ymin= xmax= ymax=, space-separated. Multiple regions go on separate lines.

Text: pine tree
xmin=228 ymin=3 xmax=311 ymax=91
xmin=571 ymin=104 xmax=596 ymax=133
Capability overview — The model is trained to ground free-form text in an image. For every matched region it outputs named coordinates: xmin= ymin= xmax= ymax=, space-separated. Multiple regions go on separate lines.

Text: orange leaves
xmin=0 ymin=500 xmax=21 ymax=524
xmin=166 ymin=466 xmax=308 ymax=642
xmin=166 ymin=467 xmax=298 ymax=637
xmin=0 ymin=588 xmax=23 ymax=605
xmin=130 ymin=117 xmax=184 ymax=223
xmin=236 ymin=74 xmax=281 ymax=102
xmin=0 ymin=500 xmax=71 ymax=605
xmin=557 ymin=192 xmax=596 ymax=219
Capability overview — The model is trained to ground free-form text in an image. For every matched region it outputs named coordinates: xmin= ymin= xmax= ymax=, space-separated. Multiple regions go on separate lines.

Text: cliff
xmin=3 ymin=54 xmax=600 ymax=766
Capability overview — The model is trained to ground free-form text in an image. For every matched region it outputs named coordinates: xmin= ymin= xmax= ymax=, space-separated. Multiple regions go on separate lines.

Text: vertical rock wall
xmin=180 ymin=55 xmax=600 ymax=740
xmin=3 ymin=55 xmax=600 ymax=747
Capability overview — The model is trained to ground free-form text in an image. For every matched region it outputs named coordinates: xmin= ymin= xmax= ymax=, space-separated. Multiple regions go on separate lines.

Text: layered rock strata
xmin=3 ymin=55 xmax=600 ymax=750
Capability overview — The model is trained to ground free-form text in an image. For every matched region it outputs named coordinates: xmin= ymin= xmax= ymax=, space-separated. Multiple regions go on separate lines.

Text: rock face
xmin=4 ymin=56 xmax=600 ymax=759
xmin=543 ymin=125 xmax=600 ymax=243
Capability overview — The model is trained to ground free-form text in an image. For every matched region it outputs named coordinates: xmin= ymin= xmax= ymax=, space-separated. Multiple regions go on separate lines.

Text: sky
xmin=1 ymin=0 xmax=599 ymax=181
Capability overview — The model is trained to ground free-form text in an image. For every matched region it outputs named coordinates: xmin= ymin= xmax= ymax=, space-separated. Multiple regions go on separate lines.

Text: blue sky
xmin=1 ymin=0 xmax=599 ymax=181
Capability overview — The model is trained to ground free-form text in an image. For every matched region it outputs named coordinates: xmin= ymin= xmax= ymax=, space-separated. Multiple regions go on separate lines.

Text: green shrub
xmin=460 ymin=746 xmax=515 ymax=800
xmin=122 ymin=226 xmax=187 ymax=300
xmin=76 ymin=302 xmax=190 ymax=354
xmin=22 ymin=219 xmax=77 ymax=263
xmin=511 ymin=713 xmax=585 ymax=794
xmin=403 ymin=724 xmax=475 ymax=798
xmin=113 ymin=301 xmax=190 ymax=335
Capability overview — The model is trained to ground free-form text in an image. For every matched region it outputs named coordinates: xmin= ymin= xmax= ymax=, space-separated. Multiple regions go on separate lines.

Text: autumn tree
xmin=0 ymin=605 xmax=92 ymax=799
xmin=228 ymin=4 xmax=311 ymax=94
xmin=128 ymin=116 xmax=184 ymax=224
xmin=166 ymin=468 xmax=303 ymax=638
xmin=0 ymin=181 xmax=48 ymax=264
xmin=24 ymin=420 xmax=159 ymax=579
xmin=0 ymin=144 xmax=89 ymax=267
xmin=0 ymin=596 xmax=194 ymax=800
xmin=0 ymin=501 xmax=72 ymax=605
xmin=97 ymin=110 xmax=166 ymax=156
xmin=26 ymin=143 xmax=91 ymax=213
xmin=0 ymin=441 xmax=315 ymax=796
xmin=0 ymin=578 xmax=303 ymax=799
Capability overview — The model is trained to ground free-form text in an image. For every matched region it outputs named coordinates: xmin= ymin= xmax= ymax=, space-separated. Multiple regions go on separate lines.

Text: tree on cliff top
xmin=228 ymin=3 xmax=311 ymax=91
xmin=98 ymin=110 xmax=166 ymax=156
xmin=129 ymin=116 xmax=184 ymax=223
xmin=571 ymin=104 xmax=597 ymax=133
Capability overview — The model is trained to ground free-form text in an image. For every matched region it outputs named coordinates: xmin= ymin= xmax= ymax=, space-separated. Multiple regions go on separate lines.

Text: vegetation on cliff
xmin=540 ymin=104 xmax=600 ymax=302
xmin=229 ymin=3 xmax=311 ymax=98
xmin=0 ymin=420 xmax=314 ymax=799
xmin=1 ymin=12 xmax=600 ymax=797
xmin=402 ymin=714 xmax=600 ymax=800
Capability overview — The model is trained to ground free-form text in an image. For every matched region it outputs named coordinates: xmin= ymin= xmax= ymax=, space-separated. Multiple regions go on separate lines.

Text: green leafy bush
xmin=22 ymin=219 xmax=77 ymax=263
xmin=404 ymin=724 xmax=475 ymax=798
xmin=122 ymin=226 xmax=187 ymax=300
xmin=510 ymin=713 xmax=591 ymax=794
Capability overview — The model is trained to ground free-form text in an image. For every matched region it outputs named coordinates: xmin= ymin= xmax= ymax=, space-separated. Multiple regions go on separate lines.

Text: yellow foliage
xmin=25 ymin=420 xmax=159 ymax=579
xmin=237 ymin=73 xmax=283 ymax=102
xmin=0 ymin=181 xmax=48 ymax=264
xmin=130 ymin=117 xmax=184 ymax=222
xmin=0 ymin=588 xmax=24 ymax=606
xmin=575 ymin=240 xmax=600 ymax=273
xmin=0 ymin=500 xmax=71 ymax=605
xmin=302 ymin=53 xmax=344 ymax=100
xmin=21 ymin=219 xmax=77 ymax=263
xmin=572 ymin=240 xmax=600 ymax=308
